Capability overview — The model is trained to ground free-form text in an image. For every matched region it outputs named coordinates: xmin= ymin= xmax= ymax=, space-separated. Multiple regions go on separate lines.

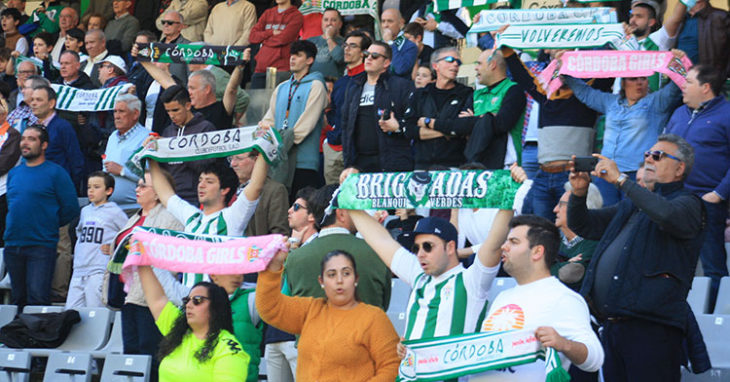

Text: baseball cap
xmin=631 ymin=0 xmax=661 ymax=19
xmin=100 ymin=55 xmax=127 ymax=74
xmin=413 ymin=217 xmax=458 ymax=244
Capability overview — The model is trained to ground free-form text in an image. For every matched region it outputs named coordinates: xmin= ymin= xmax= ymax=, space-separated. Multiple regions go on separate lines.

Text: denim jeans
xmin=528 ymin=169 xmax=570 ymax=221
xmin=4 ymin=245 xmax=57 ymax=308
xmin=699 ymin=199 xmax=729 ymax=312
xmin=521 ymin=144 xmax=539 ymax=179
xmin=122 ymin=303 xmax=163 ymax=382
xmin=593 ymin=171 xmax=637 ymax=207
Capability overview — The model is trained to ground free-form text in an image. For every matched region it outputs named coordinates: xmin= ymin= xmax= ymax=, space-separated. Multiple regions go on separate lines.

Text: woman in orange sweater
xmin=257 ymin=249 xmax=400 ymax=381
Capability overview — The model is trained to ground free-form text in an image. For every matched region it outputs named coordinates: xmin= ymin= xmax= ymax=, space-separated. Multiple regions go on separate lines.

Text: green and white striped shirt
xmin=166 ymin=194 xmax=258 ymax=287
xmin=391 ymin=247 xmax=499 ymax=341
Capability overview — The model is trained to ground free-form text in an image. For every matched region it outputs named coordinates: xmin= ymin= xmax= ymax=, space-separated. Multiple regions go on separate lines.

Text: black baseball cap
xmin=413 ymin=217 xmax=458 ymax=244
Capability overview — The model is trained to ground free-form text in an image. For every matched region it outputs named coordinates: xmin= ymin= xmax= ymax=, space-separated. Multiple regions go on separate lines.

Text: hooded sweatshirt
xmin=249 ymin=5 xmax=303 ymax=73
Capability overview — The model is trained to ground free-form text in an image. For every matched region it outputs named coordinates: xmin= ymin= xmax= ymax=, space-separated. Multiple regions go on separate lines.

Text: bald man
xmin=380 ymin=8 xmax=418 ymax=79
xmin=51 ymin=7 xmax=79 ymax=64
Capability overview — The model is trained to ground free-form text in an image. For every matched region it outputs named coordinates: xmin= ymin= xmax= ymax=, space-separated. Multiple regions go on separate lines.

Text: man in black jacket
xmin=404 ymin=46 xmax=472 ymax=169
xmin=341 ymin=41 xmax=414 ymax=173
xmin=567 ymin=134 xmax=704 ymax=382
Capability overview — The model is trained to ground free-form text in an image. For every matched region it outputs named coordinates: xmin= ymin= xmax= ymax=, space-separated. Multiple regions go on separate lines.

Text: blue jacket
xmin=45 ymin=114 xmax=85 ymax=188
xmin=328 ymin=65 xmax=364 ymax=146
xmin=390 ymin=35 xmax=418 ymax=79
xmin=5 ymin=161 xmax=80 ymax=248
xmin=565 ymin=76 xmax=682 ymax=172
xmin=341 ymin=71 xmax=414 ymax=171
xmin=568 ymin=180 xmax=704 ymax=330
xmin=274 ymin=72 xmax=326 ymax=171
xmin=665 ymin=96 xmax=730 ymax=199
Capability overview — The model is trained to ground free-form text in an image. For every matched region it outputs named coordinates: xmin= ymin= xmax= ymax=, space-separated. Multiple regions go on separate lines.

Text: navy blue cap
xmin=413 ymin=217 xmax=458 ymax=244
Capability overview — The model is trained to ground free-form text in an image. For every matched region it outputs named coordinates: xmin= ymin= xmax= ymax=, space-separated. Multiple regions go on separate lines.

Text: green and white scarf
xmin=136 ymin=43 xmax=248 ymax=66
xmin=496 ymin=23 xmax=625 ymax=49
xmin=469 ymin=8 xmax=617 ymax=33
xmin=335 ymin=170 xmax=520 ymax=210
xmin=399 ymin=329 xmax=570 ymax=381
xmin=50 ymin=84 xmax=133 ymax=112
xmin=126 ymin=125 xmax=282 ymax=178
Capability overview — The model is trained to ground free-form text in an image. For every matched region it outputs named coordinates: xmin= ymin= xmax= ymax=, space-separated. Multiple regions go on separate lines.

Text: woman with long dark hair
xmin=257 ymin=249 xmax=400 ymax=381
xmin=138 ymin=265 xmax=249 ymax=381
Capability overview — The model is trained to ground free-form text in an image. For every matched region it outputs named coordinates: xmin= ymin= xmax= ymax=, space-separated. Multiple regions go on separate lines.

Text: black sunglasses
xmin=437 ymin=56 xmax=462 ymax=65
xmin=182 ymin=295 xmax=209 ymax=306
xmin=161 ymin=20 xmax=180 ymax=26
xmin=411 ymin=242 xmax=436 ymax=253
xmin=292 ymin=202 xmax=307 ymax=212
xmin=363 ymin=51 xmax=387 ymax=60
xmin=644 ymin=150 xmax=681 ymax=162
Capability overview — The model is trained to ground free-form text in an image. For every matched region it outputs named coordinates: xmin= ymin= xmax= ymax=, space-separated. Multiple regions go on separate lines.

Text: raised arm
xmin=148 ymin=159 xmax=175 ymax=207
xmin=256 ymin=249 xmax=312 ymax=335
xmin=663 ymin=0 xmax=687 ymax=38
xmin=348 ymin=210 xmax=402 ymax=268
xmin=139 ymin=61 xmax=176 ymax=89
xmin=476 ymin=209 xmax=514 ymax=267
xmin=224 ymin=65 xmax=245 ymax=116
xmin=137 ymin=265 xmax=169 ymax=320
xmin=243 ymin=152 xmax=268 ymax=202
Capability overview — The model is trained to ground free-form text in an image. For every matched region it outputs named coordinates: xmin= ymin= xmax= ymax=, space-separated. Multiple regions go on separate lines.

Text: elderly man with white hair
xmin=156 ymin=0 xmax=208 ymax=42
xmin=103 ymin=94 xmax=148 ymax=205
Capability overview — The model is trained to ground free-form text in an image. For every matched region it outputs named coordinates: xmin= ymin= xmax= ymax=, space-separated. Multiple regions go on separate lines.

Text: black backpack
xmin=0 ymin=310 xmax=81 ymax=348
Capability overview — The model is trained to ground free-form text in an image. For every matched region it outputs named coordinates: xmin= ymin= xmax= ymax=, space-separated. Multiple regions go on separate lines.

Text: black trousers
xmin=601 ymin=318 xmax=683 ymax=382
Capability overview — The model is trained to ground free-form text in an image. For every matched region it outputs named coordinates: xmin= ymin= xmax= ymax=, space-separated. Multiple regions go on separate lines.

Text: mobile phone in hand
xmin=573 ymin=156 xmax=598 ymax=173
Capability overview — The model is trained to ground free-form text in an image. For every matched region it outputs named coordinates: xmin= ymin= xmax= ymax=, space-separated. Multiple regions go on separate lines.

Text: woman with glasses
xmin=561 ymin=49 xmax=687 ymax=206
xmin=257 ymin=248 xmax=400 ymax=381
xmin=108 ymin=171 xmax=186 ymax=382
xmin=137 ymin=254 xmax=249 ymax=382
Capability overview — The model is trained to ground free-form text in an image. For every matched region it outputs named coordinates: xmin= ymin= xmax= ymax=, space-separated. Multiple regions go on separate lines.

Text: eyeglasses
xmin=182 ymin=295 xmax=210 ymax=306
xmin=436 ymin=56 xmax=462 ymax=65
xmin=342 ymin=43 xmax=360 ymax=50
xmin=411 ymin=242 xmax=436 ymax=253
xmin=17 ymin=70 xmax=35 ymax=76
xmin=292 ymin=202 xmax=307 ymax=212
xmin=136 ymin=182 xmax=150 ymax=189
xmin=161 ymin=20 xmax=180 ymax=26
xmin=226 ymin=155 xmax=252 ymax=164
xmin=363 ymin=51 xmax=387 ymax=60
xmin=644 ymin=150 xmax=681 ymax=162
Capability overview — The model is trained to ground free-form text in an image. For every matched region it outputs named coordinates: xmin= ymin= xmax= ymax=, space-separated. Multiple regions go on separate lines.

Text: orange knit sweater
xmin=256 ymin=269 xmax=400 ymax=381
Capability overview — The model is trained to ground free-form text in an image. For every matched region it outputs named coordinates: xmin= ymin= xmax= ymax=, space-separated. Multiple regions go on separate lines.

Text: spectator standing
xmin=6 ymin=70 xmax=38 ymax=130
xmin=203 ymin=0 xmax=257 ymax=46
xmin=403 ymin=22 xmax=433 ymax=70
xmin=104 ymin=0 xmax=140 ymax=53
xmin=65 ymin=171 xmax=127 ymax=309
xmin=0 ymin=99 xmax=20 ymax=248
xmin=260 ymin=40 xmax=327 ymax=196
xmin=4 ymin=126 xmax=79 ymax=308
xmin=665 ymin=64 xmax=730 ymax=312
xmin=104 ymin=94 xmax=148 ymax=205
xmin=380 ymin=8 xmax=418 ymax=79
xmin=5 ymin=0 xmax=28 ymax=24
xmin=50 ymin=7 xmax=79 ymax=64
xmin=675 ymin=0 xmax=729 ymax=78
xmin=404 ymin=47 xmax=473 ymax=169
xmin=156 ymin=0 xmax=208 ymax=42
xmin=341 ymin=41 xmax=414 ymax=173
xmin=82 ymin=29 xmax=109 ymax=87
xmin=229 ymin=150 xmax=290 ymax=237
xmin=325 ymin=30 xmax=370 ymax=184
xmin=84 ymin=0 xmax=114 ymax=22
xmin=24 ymin=0 xmax=64 ymax=36
xmin=1 ymin=8 xmax=28 ymax=56
xmin=156 ymin=10 xmax=189 ymax=84
xmin=248 ymin=0 xmax=302 ymax=89
xmin=568 ymin=135 xmax=704 ymax=381
xmin=307 ymin=8 xmax=344 ymax=79
xmin=187 ymin=70 xmax=232 ymax=130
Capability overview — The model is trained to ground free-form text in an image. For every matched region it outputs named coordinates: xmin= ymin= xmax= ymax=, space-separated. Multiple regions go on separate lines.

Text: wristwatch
xmin=615 ymin=173 xmax=628 ymax=189
xmin=424 ymin=117 xmax=431 ymax=127
xmin=120 ymin=168 xmax=126 ymax=178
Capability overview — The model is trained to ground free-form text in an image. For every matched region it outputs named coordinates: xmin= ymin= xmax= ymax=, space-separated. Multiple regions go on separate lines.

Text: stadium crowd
xmin=0 ymin=0 xmax=727 ymax=380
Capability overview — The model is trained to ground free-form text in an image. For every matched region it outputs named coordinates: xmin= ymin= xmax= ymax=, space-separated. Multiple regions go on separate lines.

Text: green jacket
xmin=25 ymin=4 xmax=64 ymax=37
xmin=472 ymin=78 xmax=525 ymax=165
xmin=230 ymin=288 xmax=263 ymax=382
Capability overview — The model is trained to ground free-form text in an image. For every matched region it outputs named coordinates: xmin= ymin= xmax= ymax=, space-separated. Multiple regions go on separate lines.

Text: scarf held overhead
xmin=121 ymin=227 xmax=286 ymax=288
xmin=136 ymin=42 xmax=249 ymax=66
xmin=539 ymin=50 xmax=693 ymax=97
xmin=51 ymin=84 xmax=133 ymax=112
xmin=496 ymin=23 xmax=624 ymax=49
xmin=336 ymin=170 xmax=520 ymax=210
xmin=469 ymin=8 xmax=617 ymax=33
xmin=399 ymin=329 xmax=570 ymax=381
xmin=126 ymin=125 xmax=282 ymax=177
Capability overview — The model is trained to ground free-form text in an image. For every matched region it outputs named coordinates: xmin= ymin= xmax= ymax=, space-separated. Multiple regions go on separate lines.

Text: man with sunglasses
xmin=341 ymin=41 xmax=414 ymax=173
xmin=156 ymin=0 xmax=208 ymax=42
xmin=349 ymin=206 xmax=512 ymax=343
xmin=156 ymin=10 xmax=190 ymax=85
xmin=665 ymin=63 xmax=730 ymax=313
xmin=404 ymin=47 xmax=474 ymax=169
xmin=567 ymin=134 xmax=704 ymax=381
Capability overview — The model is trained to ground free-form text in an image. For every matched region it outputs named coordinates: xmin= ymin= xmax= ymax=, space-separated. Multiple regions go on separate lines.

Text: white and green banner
xmin=51 ymin=83 xmax=133 ymax=112
xmin=399 ymin=329 xmax=570 ymax=381
xmin=496 ymin=23 xmax=624 ymax=49
xmin=469 ymin=8 xmax=617 ymax=33
xmin=433 ymin=0 xmax=495 ymax=12
xmin=126 ymin=125 xmax=281 ymax=177
xmin=299 ymin=0 xmax=378 ymax=19
xmin=336 ymin=170 xmax=520 ymax=210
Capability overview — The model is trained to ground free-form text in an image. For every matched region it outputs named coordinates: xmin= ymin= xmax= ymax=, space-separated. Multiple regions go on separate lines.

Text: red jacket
xmin=249 ymin=6 xmax=303 ymax=73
